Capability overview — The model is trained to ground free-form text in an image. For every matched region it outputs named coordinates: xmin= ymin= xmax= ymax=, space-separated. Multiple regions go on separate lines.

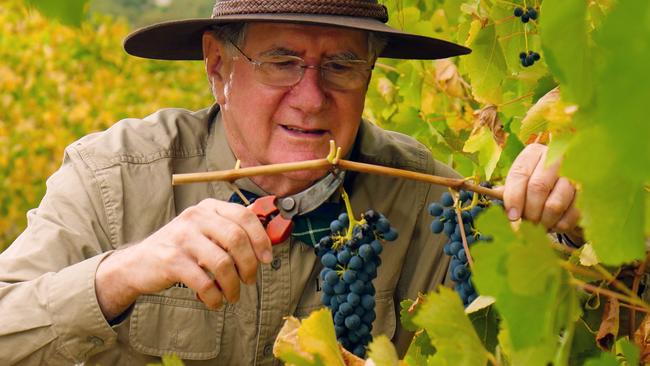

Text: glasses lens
xmin=253 ymin=56 xmax=371 ymax=90
xmin=256 ymin=57 xmax=303 ymax=87
xmin=322 ymin=60 xmax=370 ymax=90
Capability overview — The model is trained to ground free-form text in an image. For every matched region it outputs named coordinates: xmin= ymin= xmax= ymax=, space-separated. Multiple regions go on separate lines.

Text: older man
xmin=0 ymin=1 xmax=579 ymax=365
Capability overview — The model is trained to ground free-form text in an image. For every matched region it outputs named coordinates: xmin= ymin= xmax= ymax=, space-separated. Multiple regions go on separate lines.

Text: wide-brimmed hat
xmin=124 ymin=0 xmax=470 ymax=60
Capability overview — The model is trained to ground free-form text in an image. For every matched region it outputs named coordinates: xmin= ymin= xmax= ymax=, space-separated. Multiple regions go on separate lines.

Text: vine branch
xmin=570 ymin=278 xmax=650 ymax=313
xmin=172 ymin=141 xmax=504 ymax=200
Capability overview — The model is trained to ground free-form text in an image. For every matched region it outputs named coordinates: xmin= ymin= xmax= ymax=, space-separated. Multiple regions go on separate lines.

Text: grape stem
xmin=172 ymin=141 xmax=503 ymax=200
xmin=569 ymin=278 xmax=650 ymax=313
xmin=630 ymin=252 xmax=650 ymax=334
xmin=561 ymin=261 xmax=646 ymax=307
xmin=339 ymin=187 xmax=361 ymax=243
xmin=453 ymin=190 xmax=475 ymax=268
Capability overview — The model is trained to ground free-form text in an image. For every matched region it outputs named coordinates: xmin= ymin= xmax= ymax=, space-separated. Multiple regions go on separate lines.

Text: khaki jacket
xmin=0 ymin=105 xmax=455 ymax=365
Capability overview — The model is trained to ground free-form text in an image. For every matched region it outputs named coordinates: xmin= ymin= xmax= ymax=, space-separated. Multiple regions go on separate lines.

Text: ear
xmin=202 ymin=31 xmax=228 ymax=105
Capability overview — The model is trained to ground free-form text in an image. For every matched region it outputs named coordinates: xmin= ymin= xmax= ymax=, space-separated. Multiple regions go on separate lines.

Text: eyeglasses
xmin=228 ymin=41 xmax=374 ymax=91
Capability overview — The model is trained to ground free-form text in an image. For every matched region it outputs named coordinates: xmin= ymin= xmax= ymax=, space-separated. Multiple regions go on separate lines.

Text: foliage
xmin=89 ymin=0 xmax=215 ymax=28
xmin=0 ymin=0 xmax=212 ymax=250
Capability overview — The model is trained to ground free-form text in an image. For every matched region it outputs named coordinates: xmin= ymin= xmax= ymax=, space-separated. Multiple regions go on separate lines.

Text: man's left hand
xmin=503 ymin=143 xmax=580 ymax=233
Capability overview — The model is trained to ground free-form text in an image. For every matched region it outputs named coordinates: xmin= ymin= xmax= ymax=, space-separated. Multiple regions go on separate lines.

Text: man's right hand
xmin=95 ymin=198 xmax=273 ymax=321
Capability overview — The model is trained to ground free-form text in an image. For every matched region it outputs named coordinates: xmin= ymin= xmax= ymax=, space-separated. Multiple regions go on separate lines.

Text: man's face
xmin=204 ymin=23 xmax=370 ymax=194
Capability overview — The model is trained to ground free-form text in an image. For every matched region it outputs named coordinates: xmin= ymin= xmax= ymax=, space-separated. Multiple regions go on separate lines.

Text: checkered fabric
xmin=229 ymin=190 xmax=340 ymax=247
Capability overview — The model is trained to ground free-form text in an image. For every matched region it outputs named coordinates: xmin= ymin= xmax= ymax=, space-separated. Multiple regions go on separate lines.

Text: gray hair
xmin=210 ymin=23 xmax=387 ymax=61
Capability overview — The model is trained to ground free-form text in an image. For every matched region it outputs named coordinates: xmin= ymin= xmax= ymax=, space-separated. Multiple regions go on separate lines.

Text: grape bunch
xmin=520 ymin=50 xmax=541 ymax=67
xmin=428 ymin=189 xmax=501 ymax=306
xmin=314 ymin=209 xmax=398 ymax=358
xmin=513 ymin=6 xmax=538 ymax=23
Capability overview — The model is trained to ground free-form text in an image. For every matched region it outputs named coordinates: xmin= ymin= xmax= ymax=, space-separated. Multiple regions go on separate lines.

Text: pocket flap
xmin=129 ymin=289 xmax=224 ymax=360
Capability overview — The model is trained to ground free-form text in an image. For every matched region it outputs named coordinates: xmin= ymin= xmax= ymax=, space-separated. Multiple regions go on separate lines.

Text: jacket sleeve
xmin=0 ymin=145 xmax=119 ymax=364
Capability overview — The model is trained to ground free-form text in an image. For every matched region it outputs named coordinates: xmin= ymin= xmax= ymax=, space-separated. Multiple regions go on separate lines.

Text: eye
xmin=324 ymin=61 xmax=354 ymax=74
xmin=267 ymin=58 xmax=301 ymax=70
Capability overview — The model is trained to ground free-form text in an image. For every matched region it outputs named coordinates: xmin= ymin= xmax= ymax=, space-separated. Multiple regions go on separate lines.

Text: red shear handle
xmin=247 ymin=195 xmax=294 ymax=245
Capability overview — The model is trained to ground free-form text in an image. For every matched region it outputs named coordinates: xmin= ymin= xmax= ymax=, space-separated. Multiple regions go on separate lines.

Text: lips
xmin=281 ymin=124 xmax=328 ymax=135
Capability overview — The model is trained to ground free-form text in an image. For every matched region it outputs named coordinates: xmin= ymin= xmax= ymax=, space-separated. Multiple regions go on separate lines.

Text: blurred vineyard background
xmin=0 ymin=0 xmax=218 ymax=249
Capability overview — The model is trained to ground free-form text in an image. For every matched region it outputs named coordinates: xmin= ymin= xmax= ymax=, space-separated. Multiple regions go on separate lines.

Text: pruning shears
xmin=247 ymin=172 xmax=344 ymax=245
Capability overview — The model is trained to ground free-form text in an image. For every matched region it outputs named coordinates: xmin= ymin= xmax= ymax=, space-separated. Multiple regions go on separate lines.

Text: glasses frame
xmin=227 ymin=40 xmax=374 ymax=90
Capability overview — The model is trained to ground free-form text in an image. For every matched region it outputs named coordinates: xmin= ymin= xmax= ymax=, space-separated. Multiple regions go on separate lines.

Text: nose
xmin=287 ymin=67 xmax=328 ymax=114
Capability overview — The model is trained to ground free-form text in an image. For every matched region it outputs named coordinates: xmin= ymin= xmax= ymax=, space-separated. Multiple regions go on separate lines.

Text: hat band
xmin=212 ymin=0 xmax=389 ymax=23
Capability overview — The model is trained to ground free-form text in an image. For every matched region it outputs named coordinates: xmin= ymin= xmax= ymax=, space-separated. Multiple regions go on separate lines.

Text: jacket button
xmin=263 ymin=343 xmax=273 ymax=357
xmin=271 ymin=258 xmax=281 ymax=270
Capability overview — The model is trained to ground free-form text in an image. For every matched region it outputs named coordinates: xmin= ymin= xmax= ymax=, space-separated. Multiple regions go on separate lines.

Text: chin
xmin=282 ymin=168 xmax=329 ymax=182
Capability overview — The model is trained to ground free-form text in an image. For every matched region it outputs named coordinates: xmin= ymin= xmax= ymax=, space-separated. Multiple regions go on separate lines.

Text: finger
xmin=202 ymin=214 xmax=259 ymax=285
xmin=203 ymin=199 xmax=273 ymax=264
xmin=504 ymin=144 xmax=545 ymax=221
xmin=539 ymin=177 xmax=575 ymax=229
xmin=175 ymin=257 xmax=224 ymax=309
xmin=186 ymin=236 xmax=240 ymax=303
xmin=553 ymin=205 xmax=581 ymax=233
xmin=184 ymin=234 xmax=241 ymax=304
xmin=524 ymin=152 xmax=561 ymax=223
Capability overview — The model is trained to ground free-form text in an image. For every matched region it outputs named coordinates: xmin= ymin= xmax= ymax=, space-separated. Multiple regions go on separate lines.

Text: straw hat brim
xmin=123 ymin=14 xmax=471 ymax=60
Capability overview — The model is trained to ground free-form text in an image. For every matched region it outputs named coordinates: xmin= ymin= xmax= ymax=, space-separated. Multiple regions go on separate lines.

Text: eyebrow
xmin=259 ymin=47 xmax=364 ymax=61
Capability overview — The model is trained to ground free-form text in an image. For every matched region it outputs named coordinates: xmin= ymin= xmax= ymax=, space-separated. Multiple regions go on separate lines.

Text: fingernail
xmin=508 ymin=208 xmax=519 ymax=221
xmin=262 ymin=250 xmax=273 ymax=264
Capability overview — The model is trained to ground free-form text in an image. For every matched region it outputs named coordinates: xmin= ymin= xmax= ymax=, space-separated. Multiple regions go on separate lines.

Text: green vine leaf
xmin=462 ymin=22 xmax=508 ymax=104
xmin=462 ymin=126 xmax=501 ymax=180
xmin=411 ymin=286 xmax=488 ymax=366
xmin=472 ymin=207 xmax=580 ymax=366
xmin=561 ymin=0 xmax=650 ymax=265
xmin=539 ymin=0 xmax=593 ymax=106
xmin=367 ymin=335 xmax=399 ymax=366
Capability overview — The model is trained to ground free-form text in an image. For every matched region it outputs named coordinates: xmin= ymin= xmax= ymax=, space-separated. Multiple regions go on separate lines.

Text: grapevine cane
xmin=171 ymin=140 xmax=504 ymax=201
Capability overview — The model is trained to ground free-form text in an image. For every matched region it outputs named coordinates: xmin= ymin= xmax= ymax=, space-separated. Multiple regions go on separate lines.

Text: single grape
xmin=370 ymin=240 xmax=383 ymax=255
xmin=440 ymin=191 xmax=454 ymax=207
xmin=325 ymin=270 xmax=339 ymax=285
xmin=348 ymin=255 xmax=363 ymax=270
xmin=339 ymin=302 xmax=353 ymax=316
xmin=382 ymin=228 xmax=398 ymax=241
xmin=428 ymin=202 xmax=443 ymax=216
xmin=350 ymin=280 xmax=365 ymax=294
xmin=514 ymin=7 xmax=524 ymax=17
xmin=342 ymin=270 xmax=357 ymax=284
xmin=453 ymin=264 xmax=470 ymax=281
xmin=338 ymin=212 xmax=349 ymax=227
xmin=359 ymin=244 xmax=373 ymax=259
xmin=345 ymin=314 xmax=361 ymax=330
xmin=361 ymin=294 xmax=375 ymax=310
xmin=375 ymin=217 xmax=390 ymax=233
xmin=430 ymin=219 xmax=444 ymax=234
xmin=347 ymin=292 xmax=360 ymax=307
xmin=321 ymin=253 xmax=338 ymax=268
xmin=330 ymin=219 xmax=344 ymax=233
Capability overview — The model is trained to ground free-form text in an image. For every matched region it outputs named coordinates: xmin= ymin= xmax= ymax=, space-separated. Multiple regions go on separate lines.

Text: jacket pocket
xmin=129 ymin=287 xmax=224 ymax=360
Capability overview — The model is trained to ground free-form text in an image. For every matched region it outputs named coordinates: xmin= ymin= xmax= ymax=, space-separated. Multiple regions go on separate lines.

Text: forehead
xmin=242 ymin=22 xmax=369 ymax=56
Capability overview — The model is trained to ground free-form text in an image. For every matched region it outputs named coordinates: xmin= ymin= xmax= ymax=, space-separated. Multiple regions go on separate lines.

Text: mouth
xmin=280 ymin=124 xmax=328 ymax=136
